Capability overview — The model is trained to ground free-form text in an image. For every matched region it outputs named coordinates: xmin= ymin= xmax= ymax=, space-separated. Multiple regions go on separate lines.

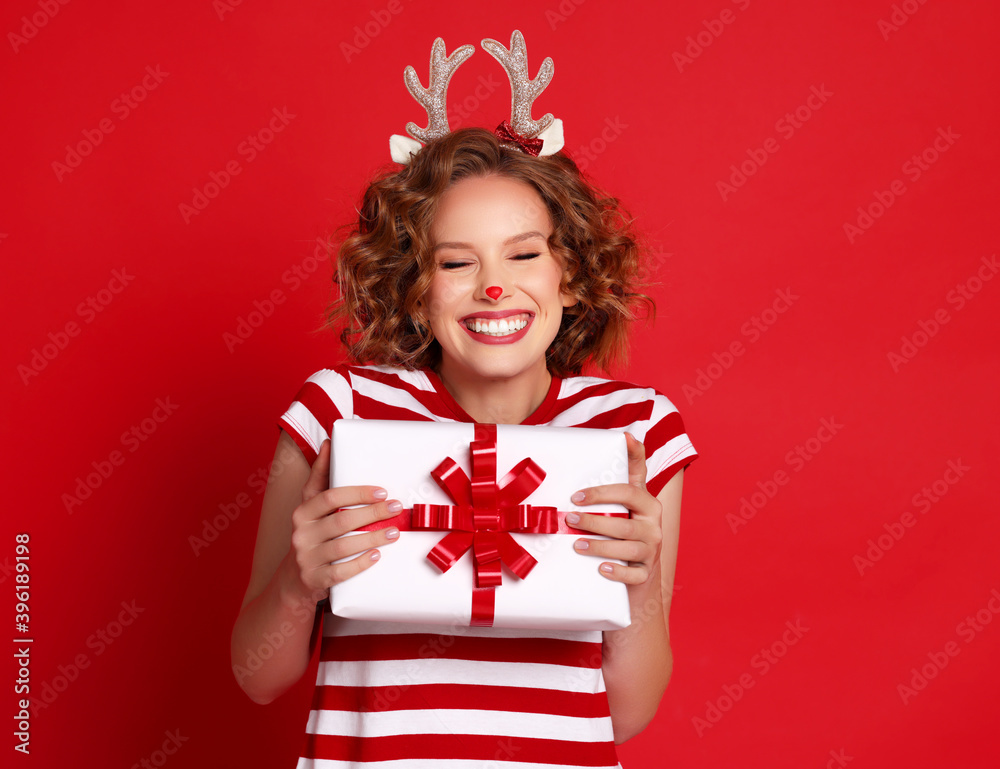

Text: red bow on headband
xmin=494 ymin=120 xmax=544 ymax=156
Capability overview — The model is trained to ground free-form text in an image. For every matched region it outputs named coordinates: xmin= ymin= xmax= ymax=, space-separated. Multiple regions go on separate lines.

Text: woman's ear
xmin=559 ymin=258 xmax=579 ymax=308
xmin=559 ymin=274 xmax=579 ymax=308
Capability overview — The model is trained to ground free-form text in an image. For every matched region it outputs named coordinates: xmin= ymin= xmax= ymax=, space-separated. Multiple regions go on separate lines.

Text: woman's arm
xmin=230 ymin=432 xmax=401 ymax=704
xmin=601 ymin=469 xmax=683 ymax=743
xmin=230 ymin=431 xmax=319 ymax=705
xmin=568 ymin=434 xmax=686 ymax=743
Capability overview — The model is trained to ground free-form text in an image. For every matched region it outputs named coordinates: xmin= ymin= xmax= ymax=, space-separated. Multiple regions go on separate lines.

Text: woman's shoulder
xmin=279 ymin=365 xmax=435 ymax=462
xmin=554 ymin=374 xmax=697 ymax=493
xmin=548 ymin=372 xmax=690 ymax=437
xmin=288 ymin=364 xmax=445 ymax=422
xmin=556 ymin=372 xmax=682 ymax=413
xmin=295 ymin=363 xmax=429 ymax=390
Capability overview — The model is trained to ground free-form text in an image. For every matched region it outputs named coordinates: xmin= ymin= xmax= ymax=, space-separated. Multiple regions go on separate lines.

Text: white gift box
xmin=329 ymin=419 xmax=632 ymax=631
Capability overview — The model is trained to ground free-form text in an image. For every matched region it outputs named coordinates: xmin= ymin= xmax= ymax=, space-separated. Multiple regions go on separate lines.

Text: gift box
xmin=329 ymin=419 xmax=632 ymax=630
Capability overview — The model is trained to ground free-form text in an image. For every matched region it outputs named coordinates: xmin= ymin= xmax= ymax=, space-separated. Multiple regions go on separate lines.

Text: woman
xmin=231 ymin=125 xmax=696 ymax=767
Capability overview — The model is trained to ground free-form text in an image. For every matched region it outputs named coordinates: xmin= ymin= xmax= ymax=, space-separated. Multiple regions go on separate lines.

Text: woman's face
xmin=423 ymin=174 xmax=576 ymax=386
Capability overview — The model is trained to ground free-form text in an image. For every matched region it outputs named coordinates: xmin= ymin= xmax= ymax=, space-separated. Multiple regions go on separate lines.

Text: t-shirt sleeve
xmin=642 ymin=390 xmax=698 ymax=497
xmin=277 ymin=367 xmax=355 ymax=465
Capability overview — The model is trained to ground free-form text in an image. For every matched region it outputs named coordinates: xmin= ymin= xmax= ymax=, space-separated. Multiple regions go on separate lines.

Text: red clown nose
xmin=485 ymin=286 xmax=503 ymax=300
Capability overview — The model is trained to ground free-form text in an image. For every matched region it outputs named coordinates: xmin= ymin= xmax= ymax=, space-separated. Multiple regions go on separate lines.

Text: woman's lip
xmin=460 ymin=315 xmax=533 ymax=345
xmin=459 ymin=309 xmax=534 ymax=321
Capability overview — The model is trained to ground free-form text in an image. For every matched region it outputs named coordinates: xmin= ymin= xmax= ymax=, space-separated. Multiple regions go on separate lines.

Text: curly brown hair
xmin=326 ymin=127 xmax=653 ymax=377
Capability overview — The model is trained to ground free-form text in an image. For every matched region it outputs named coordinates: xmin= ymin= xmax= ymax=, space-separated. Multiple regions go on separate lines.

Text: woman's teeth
xmin=465 ymin=316 xmax=529 ymax=336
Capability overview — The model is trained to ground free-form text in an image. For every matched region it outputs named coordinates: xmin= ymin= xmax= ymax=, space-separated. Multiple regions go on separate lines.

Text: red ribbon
xmin=494 ymin=120 xmax=544 ymax=157
xmin=412 ymin=424 xmax=561 ymax=626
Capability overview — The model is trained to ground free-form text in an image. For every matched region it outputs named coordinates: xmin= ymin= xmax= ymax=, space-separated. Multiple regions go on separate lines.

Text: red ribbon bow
xmin=494 ymin=120 xmax=544 ymax=156
xmin=412 ymin=423 xmax=558 ymax=626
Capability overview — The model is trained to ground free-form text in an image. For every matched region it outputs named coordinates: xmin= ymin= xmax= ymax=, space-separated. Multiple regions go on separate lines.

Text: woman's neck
xmin=436 ymin=360 xmax=552 ymax=425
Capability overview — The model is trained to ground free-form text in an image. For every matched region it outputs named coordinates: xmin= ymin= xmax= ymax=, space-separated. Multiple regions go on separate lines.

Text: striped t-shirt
xmin=278 ymin=364 xmax=698 ymax=768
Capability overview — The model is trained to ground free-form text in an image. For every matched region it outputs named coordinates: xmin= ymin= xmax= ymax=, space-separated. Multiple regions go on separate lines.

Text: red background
xmin=3 ymin=0 xmax=999 ymax=766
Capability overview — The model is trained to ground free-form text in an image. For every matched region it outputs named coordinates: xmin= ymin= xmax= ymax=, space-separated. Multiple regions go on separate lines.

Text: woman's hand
xmin=567 ymin=432 xmax=664 ymax=585
xmin=284 ymin=439 xmax=402 ymax=602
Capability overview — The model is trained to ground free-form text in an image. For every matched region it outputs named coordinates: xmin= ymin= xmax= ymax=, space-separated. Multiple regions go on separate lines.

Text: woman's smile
xmin=461 ymin=311 xmax=534 ymax=341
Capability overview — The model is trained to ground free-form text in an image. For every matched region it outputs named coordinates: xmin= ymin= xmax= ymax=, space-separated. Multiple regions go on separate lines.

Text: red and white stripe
xmin=279 ymin=365 xmax=696 ymax=494
xmin=279 ymin=364 xmax=697 ymax=767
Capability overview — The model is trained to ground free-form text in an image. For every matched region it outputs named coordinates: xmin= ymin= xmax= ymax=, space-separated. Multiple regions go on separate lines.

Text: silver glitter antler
xmin=481 ymin=30 xmax=555 ymax=139
xmin=403 ymin=38 xmax=475 ymax=144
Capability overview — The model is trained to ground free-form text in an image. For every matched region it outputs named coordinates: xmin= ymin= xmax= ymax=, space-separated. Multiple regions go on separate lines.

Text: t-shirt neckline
xmin=423 ymin=369 xmax=562 ymax=426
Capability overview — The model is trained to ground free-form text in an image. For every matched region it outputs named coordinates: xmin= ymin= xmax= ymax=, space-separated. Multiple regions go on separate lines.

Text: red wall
xmin=4 ymin=1 xmax=999 ymax=766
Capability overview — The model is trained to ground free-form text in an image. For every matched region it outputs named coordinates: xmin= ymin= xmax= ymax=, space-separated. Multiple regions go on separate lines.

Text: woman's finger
xmin=324 ymin=549 xmax=386 ymax=586
xmin=594 ymin=560 xmax=653 ymax=586
xmin=570 ymin=484 xmax=660 ymax=519
xmin=624 ymin=432 xmax=648 ymax=488
xmin=572 ymin=533 xmax=651 ymax=564
xmin=301 ymin=439 xmax=332 ymax=503
xmin=310 ymin=526 xmax=400 ymax=567
xmin=566 ymin=510 xmax=641 ymax=539
xmin=295 ymin=485 xmax=389 ymax=525
xmin=316 ymin=499 xmax=405 ymax=538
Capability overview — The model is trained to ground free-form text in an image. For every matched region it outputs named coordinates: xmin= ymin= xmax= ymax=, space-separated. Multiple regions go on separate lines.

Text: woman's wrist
xmin=276 ymin=549 xmax=322 ymax=614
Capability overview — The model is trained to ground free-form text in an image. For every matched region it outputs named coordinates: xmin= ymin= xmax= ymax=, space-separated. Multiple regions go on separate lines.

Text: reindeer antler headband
xmin=389 ymin=30 xmax=565 ymax=164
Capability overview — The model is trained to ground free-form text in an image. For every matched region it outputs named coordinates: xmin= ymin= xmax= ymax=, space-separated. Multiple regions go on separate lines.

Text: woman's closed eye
xmin=438 ymin=253 xmax=539 ymax=269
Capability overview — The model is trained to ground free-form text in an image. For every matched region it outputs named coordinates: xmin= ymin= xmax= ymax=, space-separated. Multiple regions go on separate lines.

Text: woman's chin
xmin=439 ymin=351 xmax=547 ymax=386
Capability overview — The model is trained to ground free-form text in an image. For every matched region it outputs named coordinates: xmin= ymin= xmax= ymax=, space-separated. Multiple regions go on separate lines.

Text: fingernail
xmin=387 ymin=500 xmax=403 ymax=513
xmin=385 ymin=528 xmax=399 ymax=540
xmin=600 ymin=563 xmax=614 ymax=574
xmin=373 ymin=488 xmax=388 ymax=500
xmin=571 ymin=491 xmax=586 ymax=504
xmin=370 ymin=550 xmax=381 ymax=561
xmin=566 ymin=512 xmax=580 ymax=525
xmin=574 ymin=539 xmax=589 ymax=550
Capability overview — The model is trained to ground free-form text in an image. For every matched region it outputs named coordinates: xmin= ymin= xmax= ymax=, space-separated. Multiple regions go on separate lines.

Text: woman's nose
xmin=475 ymin=263 xmax=509 ymax=302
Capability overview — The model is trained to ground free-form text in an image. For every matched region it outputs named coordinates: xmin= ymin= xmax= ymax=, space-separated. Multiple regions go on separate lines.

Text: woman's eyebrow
xmin=432 ymin=230 xmax=547 ymax=252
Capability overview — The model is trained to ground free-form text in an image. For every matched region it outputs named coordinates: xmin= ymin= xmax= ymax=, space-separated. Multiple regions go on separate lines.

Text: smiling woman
xmin=231 ymin=34 xmax=698 ymax=769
